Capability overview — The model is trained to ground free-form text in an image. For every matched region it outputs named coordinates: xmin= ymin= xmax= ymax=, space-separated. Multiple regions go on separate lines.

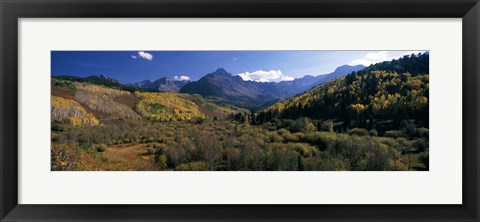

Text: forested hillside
xmin=259 ymin=53 xmax=429 ymax=132
xmin=51 ymin=78 xmax=243 ymax=125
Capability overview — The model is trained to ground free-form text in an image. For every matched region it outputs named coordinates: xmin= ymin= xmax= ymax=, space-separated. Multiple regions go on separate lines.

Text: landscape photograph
xmin=51 ymin=50 xmax=429 ymax=171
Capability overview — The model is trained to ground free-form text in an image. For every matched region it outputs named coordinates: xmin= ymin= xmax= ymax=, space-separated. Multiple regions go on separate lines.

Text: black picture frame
xmin=1 ymin=0 xmax=479 ymax=221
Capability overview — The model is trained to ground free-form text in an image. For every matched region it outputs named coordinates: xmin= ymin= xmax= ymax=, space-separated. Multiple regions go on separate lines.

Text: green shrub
xmin=400 ymin=120 xmax=416 ymax=138
xmin=413 ymin=138 xmax=429 ymax=152
xmin=349 ymin=128 xmax=369 ymax=136
xmin=293 ymin=132 xmax=305 ymax=140
xmin=305 ymin=132 xmax=337 ymax=150
xmin=175 ymin=161 xmax=209 ymax=171
xmin=419 ymin=151 xmax=429 ymax=170
xmin=95 ymin=144 xmax=107 ymax=152
xmin=155 ymin=154 xmax=168 ymax=170
xmin=292 ymin=143 xmax=314 ymax=158
xmin=320 ymin=120 xmax=334 ymax=133
xmin=277 ymin=128 xmax=290 ymax=136
xmin=289 ymin=118 xmax=316 ymax=133
xmin=269 ymin=133 xmax=284 ymax=143
xmin=384 ymin=130 xmax=404 ymax=138
xmin=51 ymin=122 xmax=66 ymax=132
xmin=415 ymin=127 xmax=429 ymax=138
xmin=51 ymin=79 xmax=76 ymax=89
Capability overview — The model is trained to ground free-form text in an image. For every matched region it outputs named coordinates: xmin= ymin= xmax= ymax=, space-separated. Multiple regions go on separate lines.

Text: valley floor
xmin=51 ymin=120 xmax=428 ymax=171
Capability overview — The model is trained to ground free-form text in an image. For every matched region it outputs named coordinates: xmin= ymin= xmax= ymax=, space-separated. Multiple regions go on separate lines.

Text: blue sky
xmin=51 ymin=50 xmax=425 ymax=83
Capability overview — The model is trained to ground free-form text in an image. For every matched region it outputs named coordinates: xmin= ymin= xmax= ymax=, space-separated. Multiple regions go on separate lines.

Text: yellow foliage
xmin=135 ymin=92 xmax=206 ymax=122
xmin=68 ymin=116 xmax=83 ymax=127
xmin=77 ymin=83 xmax=128 ymax=97
xmin=262 ymin=68 xmax=429 ymax=119
xmin=350 ymin=103 xmax=365 ymax=112
xmin=74 ymin=83 xmax=140 ymax=119
xmin=51 ymin=96 xmax=99 ymax=127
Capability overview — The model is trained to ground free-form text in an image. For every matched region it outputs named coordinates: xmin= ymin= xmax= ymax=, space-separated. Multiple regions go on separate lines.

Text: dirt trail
xmin=100 ymin=144 xmax=157 ymax=170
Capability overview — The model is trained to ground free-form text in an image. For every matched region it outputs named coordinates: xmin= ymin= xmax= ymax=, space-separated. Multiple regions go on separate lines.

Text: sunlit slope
xmin=51 ymin=78 xmax=242 ymax=126
xmin=135 ymin=92 xmax=206 ymax=121
xmin=51 ymin=95 xmax=99 ymax=127
xmin=135 ymin=92 xmax=245 ymax=122
xmin=259 ymin=53 xmax=429 ymax=128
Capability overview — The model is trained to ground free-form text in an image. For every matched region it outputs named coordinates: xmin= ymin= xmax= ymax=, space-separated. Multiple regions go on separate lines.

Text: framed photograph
xmin=1 ymin=0 xmax=479 ymax=221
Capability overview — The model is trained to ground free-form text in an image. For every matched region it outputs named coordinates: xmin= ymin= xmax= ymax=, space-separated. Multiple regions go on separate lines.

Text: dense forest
xmin=51 ymin=53 xmax=429 ymax=171
xmin=258 ymin=53 xmax=429 ymax=131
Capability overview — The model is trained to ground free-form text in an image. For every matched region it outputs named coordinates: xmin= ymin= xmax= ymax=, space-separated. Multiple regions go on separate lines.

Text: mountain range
xmin=179 ymin=68 xmax=290 ymax=107
xmin=275 ymin=64 xmax=365 ymax=95
xmin=54 ymin=64 xmax=365 ymax=107
xmin=180 ymin=65 xmax=364 ymax=106
xmin=129 ymin=77 xmax=190 ymax=92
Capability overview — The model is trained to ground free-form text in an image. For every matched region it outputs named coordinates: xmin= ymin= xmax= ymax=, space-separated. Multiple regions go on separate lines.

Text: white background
xmin=19 ymin=19 xmax=462 ymax=204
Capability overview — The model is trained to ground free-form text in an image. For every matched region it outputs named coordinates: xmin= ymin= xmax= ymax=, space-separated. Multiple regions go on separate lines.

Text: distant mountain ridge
xmin=276 ymin=64 xmax=365 ymax=95
xmin=179 ymin=68 xmax=290 ymax=107
xmin=130 ymin=77 xmax=190 ymax=92
xmin=179 ymin=65 xmax=365 ymax=107
xmin=52 ymin=75 xmax=153 ymax=93
xmin=54 ymin=64 xmax=365 ymax=108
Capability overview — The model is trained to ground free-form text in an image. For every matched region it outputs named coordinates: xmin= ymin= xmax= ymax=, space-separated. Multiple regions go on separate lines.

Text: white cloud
xmin=237 ymin=70 xmax=294 ymax=82
xmin=349 ymin=59 xmax=374 ymax=66
xmin=131 ymin=55 xmax=137 ymax=59
xmin=137 ymin=51 xmax=153 ymax=60
xmin=233 ymin=57 xmax=238 ymax=60
xmin=365 ymin=51 xmax=389 ymax=61
xmin=174 ymin=75 xmax=191 ymax=81
xmin=349 ymin=51 xmax=426 ymax=66
xmin=349 ymin=51 xmax=389 ymax=66
xmin=281 ymin=76 xmax=295 ymax=81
